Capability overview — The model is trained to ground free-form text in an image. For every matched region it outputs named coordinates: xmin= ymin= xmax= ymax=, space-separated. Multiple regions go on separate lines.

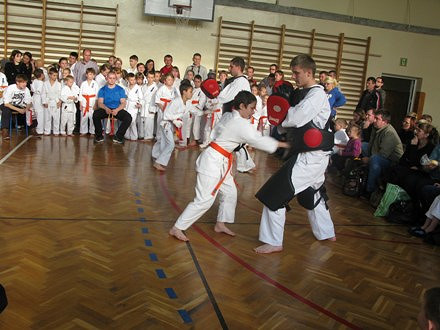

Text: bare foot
xmin=254 ymin=244 xmax=283 ymax=254
xmin=327 ymin=237 xmax=336 ymax=241
xmin=214 ymin=222 xmax=236 ymax=236
xmin=153 ymin=162 xmax=166 ymax=171
xmin=169 ymin=226 xmax=189 ymax=241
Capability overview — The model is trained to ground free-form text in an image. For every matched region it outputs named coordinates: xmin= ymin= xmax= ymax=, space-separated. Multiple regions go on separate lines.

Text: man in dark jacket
xmin=357 ymin=77 xmax=382 ymax=111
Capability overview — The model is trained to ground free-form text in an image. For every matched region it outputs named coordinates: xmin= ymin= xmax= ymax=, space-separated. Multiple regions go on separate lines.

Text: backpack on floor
xmin=386 ymin=200 xmax=416 ymax=225
xmin=342 ymin=160 xmax=367 ymax=197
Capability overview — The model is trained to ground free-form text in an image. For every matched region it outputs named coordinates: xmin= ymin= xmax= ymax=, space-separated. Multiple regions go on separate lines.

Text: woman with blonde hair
xmin=324 ymin=76 xmax=346 ymax=118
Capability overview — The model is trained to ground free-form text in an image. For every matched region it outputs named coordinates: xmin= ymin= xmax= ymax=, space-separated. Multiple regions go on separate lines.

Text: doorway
xmin=381 ymin=74 xmax=422 ymax=130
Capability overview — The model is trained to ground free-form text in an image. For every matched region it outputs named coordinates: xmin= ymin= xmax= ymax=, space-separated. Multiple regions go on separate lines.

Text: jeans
xmin=92 ymin=108 xmax=132 ymax=140
xmin=366 ymin=154 xmax=391 ymax=193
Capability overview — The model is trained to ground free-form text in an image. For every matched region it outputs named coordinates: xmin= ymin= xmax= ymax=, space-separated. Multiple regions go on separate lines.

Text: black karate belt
xmin=297 ymin=184 xmax=329 ymax=210
xmin=233 ymin=143 xmax=248 ymax=160
xmin=0 ymin=284 xmax=8 ymax=314
xmin=255 ymin=154 xmax=298 ymax=211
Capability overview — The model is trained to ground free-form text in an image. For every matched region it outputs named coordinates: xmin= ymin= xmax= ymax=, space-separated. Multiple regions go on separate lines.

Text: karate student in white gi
xmin=31 ymin=69 xmax=45 ymax=135
xmin=79 ymin=68 xmax=99 ymax=135
xmin=187 ymin=75 xmax=207 ymax=146
xmin=152 ymin=79 xmax=191 ymax=171
xmin=42 ymin=67 xmax=62 ymax=135
xmin=140 ymin=71 xmax=157 ymax=141
xmin=200 ymin=97 xmax=222 ymax=148
xmin=124 ymin=73 xmax=143 ymax=141
xmin=95 ymin=63 xmax=110 ymax=90
xmin=169 ymin=91 xmax=289 ymax=242
xmin=255 ymin=54 xmax=336 ymax=254
xmin=60 ymin=75 xmax=80 ymax=136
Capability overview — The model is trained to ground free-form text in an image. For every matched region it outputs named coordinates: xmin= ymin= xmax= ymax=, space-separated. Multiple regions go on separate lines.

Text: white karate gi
xmin=41 ymin=80 xmax=62 ymax=135
xmin=174 ymin=110 xmax=279 ymax=231
xmin=152 ymin=84 xmax=176 ymax=142
xmin=95 ymin=73 xmax=107 ymax=90
xmin=259 ymin=84 xmax=335 ymax=244
xmin=151 ymin=92 xmax=184 ymax=166
xmin=31 ymin=79 xmax=44 ymax=134
xmin=124 ymin=84 xmax=143 ymax=140
xmin=217 ymin=75 xmax=251 ymax=107
xmin=187 ymin=87 xmax=207 ymax=142
xmin=79 ymin=80 xmax=99 ymax=134
xmin=60 ymin=84 xmax=80 ymax=135
xmin=201 ymin=98 xmax=222 ymax=147
xmin=140 ymin=82 xmax=158 ymax=140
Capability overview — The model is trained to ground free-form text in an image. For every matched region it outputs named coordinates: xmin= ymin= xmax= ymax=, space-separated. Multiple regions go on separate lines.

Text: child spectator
xmin=60 ymin=75 xmax=80 ymax=136
xmin=145 ymin=59 xmax=155 ymax=73
xmin=333 ymin=118 xmax=349 ymax=154
xmin=160 ymin=55 xmax=173 ymax=75
xmin=274 ymin=70 xmax=284 ymax=82
xmin=417 ymin=287 xmax=440 ymax=329
xmin=332 ymin=124 xmax=362 ymax=171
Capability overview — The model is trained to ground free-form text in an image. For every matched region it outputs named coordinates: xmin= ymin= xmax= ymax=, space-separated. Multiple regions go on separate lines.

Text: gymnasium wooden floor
xmin=0 ymin=133 xmax=439 ymax=329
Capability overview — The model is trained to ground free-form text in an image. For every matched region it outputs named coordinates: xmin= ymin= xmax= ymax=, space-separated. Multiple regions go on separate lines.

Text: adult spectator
xmin=68 ymin=51 xmax=78 ymax=73
xmin=247 ymin=66 xmax=256 ymax=85
xmin=398 ymin=115 xmax=417 ymax=146
xmin=318 ymin=70 xmax=328 ymax=87
xmin=376 ymin=76 xmax=386 ymax=105
xmin=357 ymin=77 xmax=381 ymax=111
xmin=72 ymin=49 xmax=99 ymax=87
xmin=92 ymin=71 xmax=131 ymax=144
xmin=217 ymin=56 xmax=251 ymax=113
xmin=159 ymin=54 xmax=173 ymax=75
xmin=324 ymin=76 xmax=346 ymax=118
xmin=184 ymin=53 xmax=207 ymax=80
xmin=362 ymin=109 xmax=403 ymax=196
xmin=399 ymin=143 xmax=440 ymax=219
xmin=260 ymin=63 xmax=278 ymax=88
xmin=145 ymin=59 xmax=155 ymax=73
xmin=4 ymin=50 xmax=26 ymax=85
xmin=389 ymin=122 xmax=437 ymax=189
xmin=72 ymin=49 xmax=99 ymax=133
xmin=328 ymin=70 xmax=337 ymax=79
xmin=361 ymin=108 xmax=376 ymax=155
xmin=22 ymin=52 xmax=34 ymax=86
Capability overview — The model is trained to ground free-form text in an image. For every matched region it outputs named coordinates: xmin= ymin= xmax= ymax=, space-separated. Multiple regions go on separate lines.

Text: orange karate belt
xmin=190 ymin=100 xmax=199 ymax=119
xmin=210 ymin=109 xmax=221 ymax=129
xmin=209 ymin=142 xmax=233 ymax=196
xmin=174 ymin=118 xmax=183 ymax=140
xmin=258 ymin=115 xmax=268 ymax=131
xmin=160 ymin=98 xmax=172 ymax=111
xmin=82 ymin=94 xmax=96 ymax=117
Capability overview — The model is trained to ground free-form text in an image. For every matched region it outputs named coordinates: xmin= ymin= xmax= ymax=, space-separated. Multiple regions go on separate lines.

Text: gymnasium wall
xmin=39 ymin=0 xmax=440 ymax=126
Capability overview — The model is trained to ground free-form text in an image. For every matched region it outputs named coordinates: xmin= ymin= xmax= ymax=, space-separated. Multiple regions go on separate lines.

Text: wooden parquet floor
xmin=0 ymin=134 xmax=439 ymax=329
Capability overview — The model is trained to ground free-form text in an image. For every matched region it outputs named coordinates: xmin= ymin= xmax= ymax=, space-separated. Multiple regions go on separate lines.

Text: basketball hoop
xmin=171 ymin=4 xmax=192 ymax=29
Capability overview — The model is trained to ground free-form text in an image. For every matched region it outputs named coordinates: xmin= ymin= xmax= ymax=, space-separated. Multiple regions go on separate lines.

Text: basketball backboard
xmin=144 ymin=0 xmax=215 ymax=22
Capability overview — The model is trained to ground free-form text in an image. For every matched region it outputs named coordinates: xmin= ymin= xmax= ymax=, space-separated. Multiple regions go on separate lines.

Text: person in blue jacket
xmin=324 ymin=76 xmax=346 ymax=118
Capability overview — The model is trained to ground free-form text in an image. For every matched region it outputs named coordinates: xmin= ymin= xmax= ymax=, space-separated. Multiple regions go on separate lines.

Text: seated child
xmin=331 ymin=124 xmax=362 ymax=171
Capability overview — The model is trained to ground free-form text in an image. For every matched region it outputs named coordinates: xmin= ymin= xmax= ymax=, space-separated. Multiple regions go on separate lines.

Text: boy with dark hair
xmin=418 ymin=287 xmax=440 ymax=330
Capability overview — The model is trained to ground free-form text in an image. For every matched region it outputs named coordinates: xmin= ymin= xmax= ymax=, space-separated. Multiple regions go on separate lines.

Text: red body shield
xmin=267 ymin=95 xmax=290 ymax=126
xmin=303 ymin=128 xmax=323 ymax=148
xmin=201 ymin=79 xmax=220 ymax=99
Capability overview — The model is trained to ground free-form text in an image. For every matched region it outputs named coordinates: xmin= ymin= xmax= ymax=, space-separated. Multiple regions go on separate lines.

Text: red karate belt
xmin=82 ymin=94 xmax=96 ymax=117
xmin=107 ymin=113 xmax=116 ymax=135
xmin=210 ymin=109 xmax=221 ymax=129
xmin=209 ymin=142 xmax=233 ymax=196
xmin=190 ymin=100 xmax=199 ymax=119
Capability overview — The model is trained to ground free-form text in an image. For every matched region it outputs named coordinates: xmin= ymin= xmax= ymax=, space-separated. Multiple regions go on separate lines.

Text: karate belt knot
xmin=209 ymin=142 xmax=233 ymax=196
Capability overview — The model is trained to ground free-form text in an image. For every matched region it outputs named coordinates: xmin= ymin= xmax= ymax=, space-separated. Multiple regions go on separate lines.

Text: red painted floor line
xmin=159 ymin=174 xmax=361 ymax=330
